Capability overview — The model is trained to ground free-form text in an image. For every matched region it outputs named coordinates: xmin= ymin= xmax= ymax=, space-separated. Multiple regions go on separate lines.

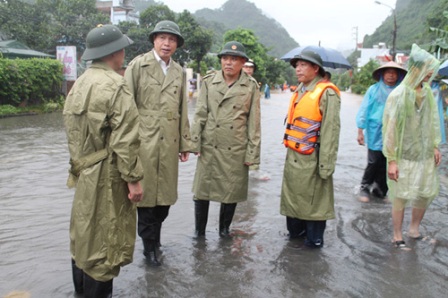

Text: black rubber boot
xmin=219 ymin=203 xmax=237 ymax=237
xmin=286 ymin=217 xmax=307 ymax=239
xmin=155 ymin=222 xmax=162 ymax=248
xmin=83 ymin=274 xmax=113 ymax=298
xmin=194 ymin=200 xmax=209 ymax=237
xmin=143 ymin=238 xmax=161 ymax=267
xmin=71 ymin=259 xmax=84 ymax=294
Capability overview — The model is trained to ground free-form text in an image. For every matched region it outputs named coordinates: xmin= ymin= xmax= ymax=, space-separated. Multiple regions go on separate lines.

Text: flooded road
xmin=1 ymin=91 xmax=447 ymax=297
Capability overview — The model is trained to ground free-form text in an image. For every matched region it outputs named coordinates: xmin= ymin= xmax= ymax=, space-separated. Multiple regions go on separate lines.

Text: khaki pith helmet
xmin=149 ymin=20 xmax=184 ymax=47
xmin=244 ymin=58 xmax=257 ymax=71
xmin=218 ymin=41 xmax=249 ymax=61
xmin=81 ymin=24 xmax=133 ymax=61
xmin=290 ymin=51 xmax=326 ymax=77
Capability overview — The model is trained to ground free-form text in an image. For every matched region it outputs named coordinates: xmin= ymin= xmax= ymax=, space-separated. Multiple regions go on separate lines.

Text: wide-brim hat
xmin=372 ymin=61 xmax=407 ymax=81
xmin=149 ymin=20 xmax=184 ymax=47
xmin=82 ymin=24 xmax=133 ymax=61
xmin=290 ymin=51 xmax=326 ymax=77
xmin=217 ymin=41 xmax=249 ymax=61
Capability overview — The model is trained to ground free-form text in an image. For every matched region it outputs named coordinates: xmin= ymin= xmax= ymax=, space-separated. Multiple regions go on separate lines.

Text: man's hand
xmin=388 ymin=161 xmax=399 ymax=182
xmin=179 ymin=152 xmax=190 ymax=162
xmin=127 ymin=181 xmax=143 ymax=203
xmin=244 ymin=162 xmax=253 ymax=166
xmin=357 ymin=128 xmax=365 ymax=146
xmin=434 ymin=148 xmax=442 ymax=166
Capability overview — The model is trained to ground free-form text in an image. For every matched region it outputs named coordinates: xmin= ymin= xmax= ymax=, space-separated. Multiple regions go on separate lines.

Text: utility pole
xmin=375 ymin=1 xmax=397 ymax=61
xmin=352 ymin=26 xmax=359 ymax=50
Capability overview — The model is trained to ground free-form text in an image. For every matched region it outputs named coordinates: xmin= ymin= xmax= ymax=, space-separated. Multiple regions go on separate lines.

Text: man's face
xmin=153 ymin=33 xmax=178 ymax=62
xmin=243 ymin=65 xmax=254 ymax=76
xmin=221 ymin=55 xmax=245 ymax=78
xmin=112 ymin=49 xmax=125 ymax=72
xmin=382 ymin=68 xmax=399 ymax=86
xmin=295 ymin=60 xmax=319 ymax=85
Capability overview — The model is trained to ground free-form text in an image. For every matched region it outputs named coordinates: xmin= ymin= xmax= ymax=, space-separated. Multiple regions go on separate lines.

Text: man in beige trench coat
xmin=125 ymin=20 xmax=193 ymax=266
xmin=190 ymin=41 xmax=261 ymax=238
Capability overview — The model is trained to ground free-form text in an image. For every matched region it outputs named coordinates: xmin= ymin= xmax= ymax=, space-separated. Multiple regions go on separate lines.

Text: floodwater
xmin=1 ymin=91 xmax=447 ymax=298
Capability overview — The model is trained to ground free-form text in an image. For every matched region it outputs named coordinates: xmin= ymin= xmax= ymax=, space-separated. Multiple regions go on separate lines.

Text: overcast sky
xmin=160 ymin=0 xmax=397 ymax=53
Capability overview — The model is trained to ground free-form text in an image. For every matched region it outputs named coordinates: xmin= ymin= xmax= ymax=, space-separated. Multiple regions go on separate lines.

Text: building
xmin=96 ymin=0 xmax=138 ymax=24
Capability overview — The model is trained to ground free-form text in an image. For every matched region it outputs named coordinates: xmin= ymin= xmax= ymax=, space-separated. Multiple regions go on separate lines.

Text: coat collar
xmin=140 ymin=50 xmax=180 ymax=91
xmin=211 ymin=70 xmax=251 ymax=104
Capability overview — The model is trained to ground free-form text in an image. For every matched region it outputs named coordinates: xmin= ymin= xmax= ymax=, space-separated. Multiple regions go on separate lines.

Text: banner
xmin=56 ymin=46 xmax=77 ymax=81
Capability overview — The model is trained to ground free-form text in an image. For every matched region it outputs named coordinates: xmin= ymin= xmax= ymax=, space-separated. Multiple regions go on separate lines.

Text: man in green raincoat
xmin=124 ymin=20 xmax=193 ymax=266
xmin=64 ymin=24 xmax=143 ymax=297
xmin=281 ymin=51 xmax=341 ymax=248
xmin=191 ymin=41 xmax=261 ymax=238
xmin=382 ymin=44 xmax=442 ymax=249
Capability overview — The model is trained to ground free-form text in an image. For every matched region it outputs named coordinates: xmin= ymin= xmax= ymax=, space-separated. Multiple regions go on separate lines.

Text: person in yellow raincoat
xmin=64 ymin=25 xmax=143 ymax=297
xmin=382 ymin=44 xmax=442 ymax=249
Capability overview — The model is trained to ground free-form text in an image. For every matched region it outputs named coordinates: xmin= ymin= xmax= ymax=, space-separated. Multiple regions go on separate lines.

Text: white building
xmin=357 ymin=42 xmax=391 ymax=68
xmin=96 ymin=0 xmax=139 ymax=24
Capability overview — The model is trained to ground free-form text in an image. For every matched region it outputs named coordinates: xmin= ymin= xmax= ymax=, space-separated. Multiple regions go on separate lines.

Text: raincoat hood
xmin=402 ymin=44 xmax=440 ymax=89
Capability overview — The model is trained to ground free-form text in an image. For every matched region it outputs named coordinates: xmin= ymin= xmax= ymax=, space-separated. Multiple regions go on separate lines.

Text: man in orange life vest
xmin=280 ymin=51 xmax=341 ymax=248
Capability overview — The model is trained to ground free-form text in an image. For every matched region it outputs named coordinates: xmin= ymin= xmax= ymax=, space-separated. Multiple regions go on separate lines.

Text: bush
xmin=0 ymin=58 xmax=64 ymax=106
xmin=0 ymin=104 xmax=19 ymax=115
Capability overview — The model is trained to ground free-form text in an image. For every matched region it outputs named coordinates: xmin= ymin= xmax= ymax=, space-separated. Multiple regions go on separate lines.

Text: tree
xmin=0 ymin=0 xmax=52 ymax=52
xmin=139 ymin=4 xmax=176 ymax=29
xmin=222 ymin=28 xmax=269 ymax=82
xmin=176 ymin=10 xmax=213 ymax=72
xmin=37 ymin=0 xmax=109 ymax=54
xmin=118 ymin=21 xmax=151 ymax=63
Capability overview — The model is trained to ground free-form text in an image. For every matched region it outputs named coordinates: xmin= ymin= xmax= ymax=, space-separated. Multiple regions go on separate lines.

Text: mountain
xmin=194 ymin=0 xmax=298 ymax=58
xmin=363 ymin=0 xmax=446 ymax=52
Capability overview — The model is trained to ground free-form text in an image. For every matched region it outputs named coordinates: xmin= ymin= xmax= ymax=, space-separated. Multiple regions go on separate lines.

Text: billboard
xmin=56 ymin=46 xmax=77 ymax=81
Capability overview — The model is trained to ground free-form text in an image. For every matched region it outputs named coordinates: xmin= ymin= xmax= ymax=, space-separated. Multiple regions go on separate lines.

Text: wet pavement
xmin=0 ymin=91 xmax=447 ymax=297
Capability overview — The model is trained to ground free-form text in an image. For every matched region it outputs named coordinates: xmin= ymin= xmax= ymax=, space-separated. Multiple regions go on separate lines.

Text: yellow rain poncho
xmin=382 ymin=44 xmax=441 ymax=206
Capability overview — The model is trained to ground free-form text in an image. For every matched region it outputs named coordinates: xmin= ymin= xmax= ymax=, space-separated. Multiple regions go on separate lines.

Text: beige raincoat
xmin=191 ymin=70 xmax=261 ymax=203
xmin=280 ymin=77 xmax=341 ymax=221
xmin=124 ymin=50 xmax=193 ymax=207
xmin=63 ymin=62 xmax=143 ymax=281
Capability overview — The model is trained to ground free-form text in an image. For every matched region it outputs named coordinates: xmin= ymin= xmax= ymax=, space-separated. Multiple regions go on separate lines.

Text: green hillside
xmin=363 ymin=0 xmax=448 ymax=52
xmin=194 ymin=0 xmax=298 ymax=58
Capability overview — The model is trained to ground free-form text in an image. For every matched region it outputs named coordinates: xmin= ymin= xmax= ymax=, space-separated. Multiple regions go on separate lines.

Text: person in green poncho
xmin=382 ymin=44 xmax=442 ymax=249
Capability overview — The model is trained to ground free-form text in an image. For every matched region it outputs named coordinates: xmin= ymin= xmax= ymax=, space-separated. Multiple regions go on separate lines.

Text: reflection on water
xmin=0 ymin=92 xmax=447 ymax=297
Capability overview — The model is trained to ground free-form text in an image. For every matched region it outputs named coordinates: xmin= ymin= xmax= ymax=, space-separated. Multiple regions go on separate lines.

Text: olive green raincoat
xmin=191 ymin=70 xmax=261 ymax=203
xmin=63 ymin=62 xmax=143 ymax=281
xmin=124 ymin=50 xmax=193 ymax=207
xmin=280 ymin=77 xmax=341 ymax=221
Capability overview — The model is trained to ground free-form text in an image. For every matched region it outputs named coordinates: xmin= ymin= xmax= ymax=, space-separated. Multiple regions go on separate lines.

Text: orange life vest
xmin=284 ymin=82 xmax=340 ymax=154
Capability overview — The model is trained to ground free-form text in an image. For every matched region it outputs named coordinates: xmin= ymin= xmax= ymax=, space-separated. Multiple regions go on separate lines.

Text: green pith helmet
xmin=217 ymin=41 xmax=249 ymax=61
xmin=149 ymin=20 xmax=184 ymax=47
xmin=290 ymin=51 xmax=326 ymax=77
xmin=81 ymin=24 xmax=133 ymax=61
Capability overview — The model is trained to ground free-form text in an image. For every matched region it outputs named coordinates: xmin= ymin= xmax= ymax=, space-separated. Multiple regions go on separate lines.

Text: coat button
xmin=230 ymin=126 xmax=233 ymax=129
xmin=219 ymin=104 xmax=222 ymax=107
xmin=233 ymin=105 xmax=236 ymax=109
xmin=294 ymin=160 xmax=297 ymax=162
xmin=161 ymin=137 xmax=164 ymax=140
xmin=217 ymin=124 xmax=220 ymax=128
xmin=228 ymin=147 xmax=231 ymax=150
xmin=214 ymin=146 xmax=218 ymax=149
